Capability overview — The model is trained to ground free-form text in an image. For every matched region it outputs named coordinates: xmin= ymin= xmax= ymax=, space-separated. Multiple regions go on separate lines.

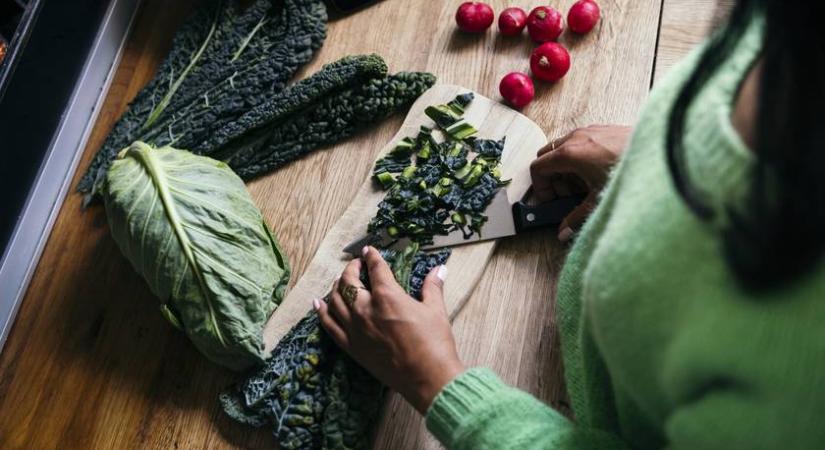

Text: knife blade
xmin=421 ymin=190 xmax=585 ymax=250
xmin=342 ymin=230 xmax=415 ymax=256
xmin=342 ymin=189 xmax=585 ymax=255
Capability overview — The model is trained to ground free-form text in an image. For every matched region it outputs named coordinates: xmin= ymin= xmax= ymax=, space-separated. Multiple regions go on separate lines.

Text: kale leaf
xmin=220 ymin=246 xmax=449 ymax=449
xmin=200 ymin=56 xmax=436 ymax=180
xmin=79 ymin=0 xmax=328 ymax=201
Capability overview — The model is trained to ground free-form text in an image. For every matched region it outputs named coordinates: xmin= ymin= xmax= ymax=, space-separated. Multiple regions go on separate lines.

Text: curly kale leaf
xmin=220 ymin=246 xmax=449 ymax=450
xmin=79 ymin=0 xmax=327 ymax=200
xmin=407 ymin=250 xmax=451 ymax=298
xmin=198 ymin=54 xmax=388 ymax=158
xmin=226 ymin=69 xmax=437 ymax=180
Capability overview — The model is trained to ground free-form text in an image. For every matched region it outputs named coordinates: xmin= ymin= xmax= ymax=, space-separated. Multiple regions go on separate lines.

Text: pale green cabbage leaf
xmin=104 ymin=141 xmax=290 ymax=370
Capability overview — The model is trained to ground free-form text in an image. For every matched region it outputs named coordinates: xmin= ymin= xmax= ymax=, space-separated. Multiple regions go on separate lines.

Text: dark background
xmin=0 ymin=0 xmax=110 ymax=256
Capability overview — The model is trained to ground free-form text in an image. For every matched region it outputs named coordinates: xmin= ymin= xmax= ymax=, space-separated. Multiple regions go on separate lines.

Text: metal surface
xmin=342 ymin=230 xmax=413 ymax=256
xmin=342 ymin=188 xmax=517 ymax=254
xmin=423 ymin=189 xmax=515 ymax=250
xmin=0 ymin=0 xmax=143 ymax=353
xmin=342 ymin=187 xmax=587 ymax=253
xmin=0 ymin=0 xmax=42 ymax=102
xmin=343 ymin=232 xmax=384 ymax=256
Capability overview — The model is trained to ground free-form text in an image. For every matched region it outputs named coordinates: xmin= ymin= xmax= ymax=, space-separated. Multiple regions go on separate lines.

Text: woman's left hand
xmin=314 ymin=246 xmax=465 ymax=414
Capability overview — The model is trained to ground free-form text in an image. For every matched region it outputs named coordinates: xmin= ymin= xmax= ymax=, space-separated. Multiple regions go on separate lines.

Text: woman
xmin=315 ymin=0 xmax=825 ymax=448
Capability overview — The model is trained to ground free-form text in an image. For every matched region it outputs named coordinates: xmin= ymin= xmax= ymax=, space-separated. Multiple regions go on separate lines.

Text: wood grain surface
xmin=262 ymin=84 xmax=548 ymax=352
xmin=654 ymin=0 xmax=734 ymax=82
xmin=0 ymin=1 xmax=715 ymax=449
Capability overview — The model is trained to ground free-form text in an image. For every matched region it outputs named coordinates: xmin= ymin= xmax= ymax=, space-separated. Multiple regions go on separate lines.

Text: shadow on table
xmin=447 ymin=28 xmax=482 ymax=53
xmin=24 ymin=206 xmax=274 ymax=448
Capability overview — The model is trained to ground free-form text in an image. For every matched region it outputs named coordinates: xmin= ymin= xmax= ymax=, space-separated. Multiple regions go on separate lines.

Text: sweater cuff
xmin=425 ymin=367 xmax=509 ymax=444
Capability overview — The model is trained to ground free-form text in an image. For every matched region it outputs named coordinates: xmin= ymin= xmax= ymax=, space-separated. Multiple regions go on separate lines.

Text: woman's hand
xmin=315 ymin=246 xmax=465 ymax=414
xmin=530 ymin=125 xmax=633 ymax=241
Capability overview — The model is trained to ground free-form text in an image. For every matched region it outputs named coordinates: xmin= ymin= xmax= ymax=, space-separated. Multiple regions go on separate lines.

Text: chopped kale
xmin=424 ymin=92 xmax=478 ymax=140
xmin=369 ymin=94 xmax=510 ymax=244
xmin=470 ymin=136 xmax=506 ymax=159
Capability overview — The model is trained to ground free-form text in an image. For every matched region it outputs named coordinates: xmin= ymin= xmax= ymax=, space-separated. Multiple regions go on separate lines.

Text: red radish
xmin=526 ymin=6 xmax=564 ymax=42
xmin=455 ymin=2 xmax=495 ymax=33
xmin=530 ymin=42 xmax=571 ymax=82
xmin=499 ymin=72 xmax=535 ymax=108
xmin=498 ymin=7 xmax=528 ymax=36
xmin=568 ymin=0 xmax=600 ymax=34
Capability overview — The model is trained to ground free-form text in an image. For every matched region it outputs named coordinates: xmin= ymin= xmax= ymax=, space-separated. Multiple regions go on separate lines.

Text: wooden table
xmin=0 ymin=1 xmax=731 ymax=448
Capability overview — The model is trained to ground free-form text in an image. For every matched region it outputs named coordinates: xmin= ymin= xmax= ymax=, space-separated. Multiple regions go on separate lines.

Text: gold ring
xmin=341 ymin=284 xmax=365 ymax=307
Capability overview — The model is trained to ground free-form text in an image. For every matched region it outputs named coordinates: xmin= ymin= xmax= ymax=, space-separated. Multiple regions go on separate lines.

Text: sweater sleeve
xmin=425 ymin=368 xmax=632 ymax=450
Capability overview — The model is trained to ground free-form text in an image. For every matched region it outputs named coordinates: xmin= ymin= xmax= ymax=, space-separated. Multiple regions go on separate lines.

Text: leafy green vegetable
xmin=80 ymin=0 xmax=328 ymax=201
xmin=424 ymin=92 xmax=477 ymax=140
xmin=220 ymin=245 xmax=449 ymax=450
xmin=369 ymin=94 xmax=509 ymax=244
xmin=231 ymin=70 xmax=436 ymax=180
xmin=104 ymin=142 xmax=290 ymax=371
xmin=199 ymin=55 xmax=436 ymax=180
xmin=198 ymin=54 xmax=388 ymax=159
xmin=82 ymin=49 xmax=434 ymax=201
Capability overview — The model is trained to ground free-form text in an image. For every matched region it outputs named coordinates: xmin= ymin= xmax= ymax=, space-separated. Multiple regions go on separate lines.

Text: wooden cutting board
xmin=263 ymin=84 xmax=547 ymax=352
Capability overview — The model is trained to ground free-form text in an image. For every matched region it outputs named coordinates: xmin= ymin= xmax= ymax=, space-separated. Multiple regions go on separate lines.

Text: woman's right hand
xmin=530 ymin=125 xmax=633 ymax=241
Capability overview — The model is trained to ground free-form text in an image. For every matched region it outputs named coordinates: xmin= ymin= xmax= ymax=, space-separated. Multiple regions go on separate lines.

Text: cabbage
xmin=104 ymin=142 xmax=290 ymax=370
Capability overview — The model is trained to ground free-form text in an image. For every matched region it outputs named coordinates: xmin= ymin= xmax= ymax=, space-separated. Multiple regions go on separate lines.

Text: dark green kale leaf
xmin=220 ymin=246 xmax=449 ymax=450
xmin=198 ymin=54 xmax=389 ymax=160
xmin=228 ymin=72 xmax=435 ymax=180
xmin=79 ymin=0 xmax=327 ymax=200
xmin=470 ymin=136 xmax=506 ymax=159
xmin=196 ymin=55 xmax=435 ymax=180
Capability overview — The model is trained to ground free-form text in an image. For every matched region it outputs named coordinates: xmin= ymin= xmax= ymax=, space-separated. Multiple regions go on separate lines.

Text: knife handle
xmin=512 ymin=194 xmax=586 ymax=232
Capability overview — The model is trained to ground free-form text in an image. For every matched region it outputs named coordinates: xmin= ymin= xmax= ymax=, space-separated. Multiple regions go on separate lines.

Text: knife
xmin=342 ymin=190 xmax=585 ymax=255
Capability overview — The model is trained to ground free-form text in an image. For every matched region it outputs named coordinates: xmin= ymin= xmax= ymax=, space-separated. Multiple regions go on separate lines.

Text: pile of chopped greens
xmin=221 ymin=94 xmax=512 ymax=449
xmin=369 ymin=93 xmax=509 ymax=244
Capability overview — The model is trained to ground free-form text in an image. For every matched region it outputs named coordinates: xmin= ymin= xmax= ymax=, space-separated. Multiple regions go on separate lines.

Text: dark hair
xmin=666 ymin=0 xmax=825 ymax=291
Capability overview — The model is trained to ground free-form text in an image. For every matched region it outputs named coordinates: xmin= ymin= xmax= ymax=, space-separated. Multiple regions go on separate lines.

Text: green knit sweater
xmin=426 ymin=16 xmax=825 ymax=450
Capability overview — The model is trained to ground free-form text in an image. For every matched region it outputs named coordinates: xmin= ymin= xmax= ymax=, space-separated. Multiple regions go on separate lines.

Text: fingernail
xmin=362 ymin=246 xmax=370 ymax=257
xmin=437 ymin=265 xmax=448 ymax=282
xmin=313 ymin=298 xmax=321 ymax=310
xmin=558 ymin=227 xmax=574 ymax=242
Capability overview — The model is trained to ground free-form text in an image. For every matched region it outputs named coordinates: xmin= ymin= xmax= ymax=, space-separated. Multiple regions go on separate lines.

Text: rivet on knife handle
xmin=512 ymin=194 xmax=586 ymax=232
